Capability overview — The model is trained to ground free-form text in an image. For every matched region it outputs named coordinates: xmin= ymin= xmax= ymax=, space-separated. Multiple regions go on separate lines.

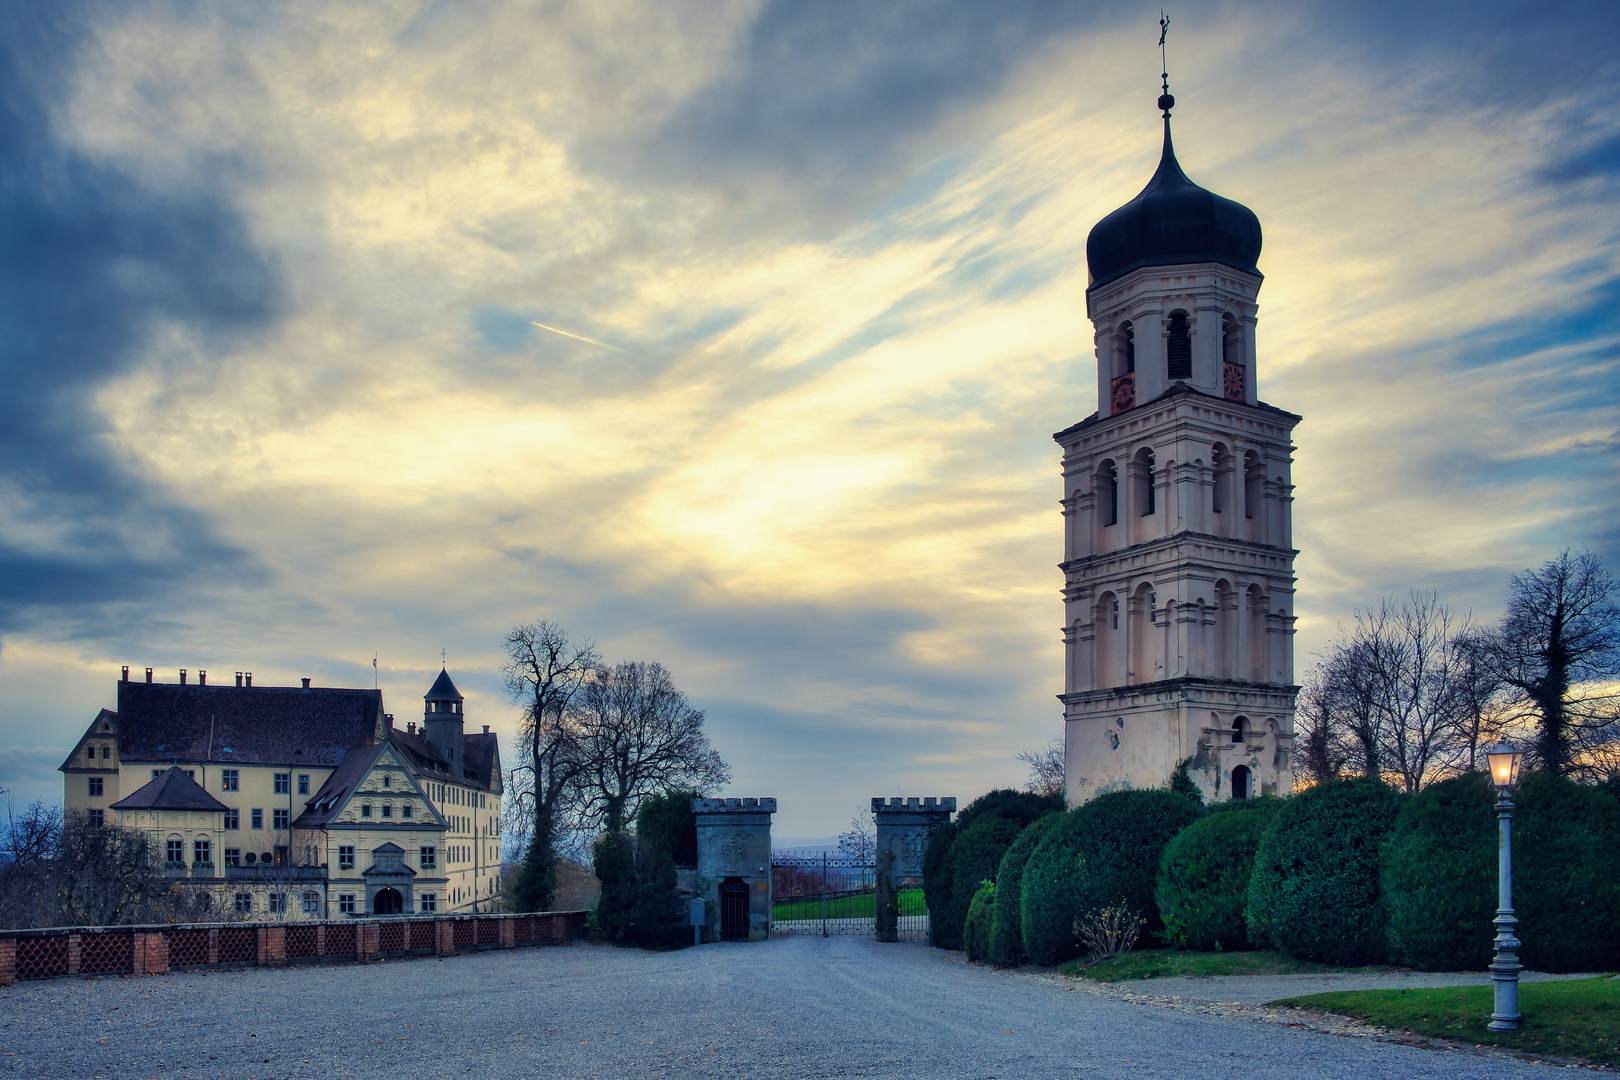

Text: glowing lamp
xmin=1485 ymin=743 xmax=1523 ymax=791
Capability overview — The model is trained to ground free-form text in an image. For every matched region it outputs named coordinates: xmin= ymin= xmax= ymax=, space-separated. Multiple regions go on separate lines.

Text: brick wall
xmin=0 ymin=911 xmax=588 ymax=986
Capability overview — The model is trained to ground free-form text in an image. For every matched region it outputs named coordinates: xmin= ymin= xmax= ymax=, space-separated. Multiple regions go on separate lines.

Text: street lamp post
xmin=1485 ymin=742 xmax=1525 ymax=1033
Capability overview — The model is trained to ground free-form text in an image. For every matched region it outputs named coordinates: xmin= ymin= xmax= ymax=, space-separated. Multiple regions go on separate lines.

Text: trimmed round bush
xmin=1514 ymin=772 xmax=1620 ymax=972
xmin=1247 ymin=776 xmax=1405 ymax=965
xmin=923 ymin=789 xmax=1064 ymax=950
xmin=1155 ymin=798 xmax=1281 ymax=951
xmin=963 ymin=881 xmax=996 ymax=962
xmin=989 ymin=814 xmax=1063 ymax=966
xmin=1021 ymin=789 xmax=1204 ymax=966
xmin=1381 ymin=771 xmax=1496 ymax=970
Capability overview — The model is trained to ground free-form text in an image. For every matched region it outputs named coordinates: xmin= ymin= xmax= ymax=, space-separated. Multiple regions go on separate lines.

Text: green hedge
xmin=1021 ymin=789 xmax=1204 ymax=966
xmin=1247 ymin=776 xmax=1405 ymax=965
xmin=1155 ymin=798 xmax=1281 ymax=951
xmin=1513 ymin=772 xmax=1620 ymax=972
xmin=989 ymin=814 xmax=1063 ymax=966
xmin=923 ymin=789 xmax=1063 ymax=950
xmin=963 ymin=881 xmax=996 ymax=962
xmin=1381 ymin=772 xmax=1496 ymax=970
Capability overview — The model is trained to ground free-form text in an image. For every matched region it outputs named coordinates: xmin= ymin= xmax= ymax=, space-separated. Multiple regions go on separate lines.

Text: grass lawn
xmin=1271 ymin=976 xmax=1620 ymax=1067
xmin=1060 ymin=948 xmax=1351 ymax=982
xmin=771 ymin=888 xmax=925 ymax=921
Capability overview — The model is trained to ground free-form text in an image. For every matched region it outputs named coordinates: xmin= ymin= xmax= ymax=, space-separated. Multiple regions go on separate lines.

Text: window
xmin=1120 ymin=321 xmax=1136 ymax=374
xmin=224 ymin=808 xmax=240 ymax=830
xmin=1139 ymin=450 xmax=1156 ymax=516
xmin=88 ymin=776 xmax=103 ymax=797
xmin=1098 ymin=461 xmax=1118 ymax=526
xmin=297 ymin=774 xmax=310 ymax=795
xmin=382 ymin=775 xmax=391 ymax=788
xmin=302 ymin=891 xmax=321 ymax=914
xmin=1166 ymin=311 xmax=1191 ymax=380
xmin=273 ymin=808 xmax=289 ymax=830
xmin=87 ymin=809 xmax=104 ymax=827
xmin=274 ymin=773 xmax=290 ymax=794
xmin=402 ymin=804 xmax=412 ymax=820
xmin=339 ymin=845 xmax=355 ymax=870
xmin=251 ymin=809 xmax=263 ymax=829
xmin=194 ymin=838 xmax=211 ymax=865
xmin=224 ymin=848 xmax=240 ymax=867
xmin=184 ymin=770 xmax=195 ymax=781
xmin=152 ymin=769 xmax=162 ymax=780
xmin=420 ymin=893 xmax=437 ymax=913
xmin=86 ymin=745 xmax=95 ymax=759
xmin=268 ymin=893 xmax=286 ymax=914
xmin=381 ymin=804 xmax=392 ymax=819
xmin=361 ymin=803 xmax=372 ymax=819
xmin=274 ymin=846 xmax=289 ymax=866
xmin=102 ymin=745 xmax=111 ymax=759
xmin=420 ymin=846 xmax=436 ymax=869
xmin=166 ymin=838 xmax=184 ymax=864
xmin=235 ymin=893 xmax=253 ymax=914
xmin=339 ymin=893 xmax=355 ymax=914
xmin=221 ymin=769 xmax=239 ymax=791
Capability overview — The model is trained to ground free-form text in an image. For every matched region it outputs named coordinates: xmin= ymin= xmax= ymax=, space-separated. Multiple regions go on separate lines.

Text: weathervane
xmin=1158 ymin=11 xmax=1175 ymax=118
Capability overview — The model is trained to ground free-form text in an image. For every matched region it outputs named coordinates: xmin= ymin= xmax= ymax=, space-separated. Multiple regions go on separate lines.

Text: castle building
xmin=59 ymin=667 xmax=503 ymax=919
xmin=1056 ymin=87 xmax=1299 ymax=804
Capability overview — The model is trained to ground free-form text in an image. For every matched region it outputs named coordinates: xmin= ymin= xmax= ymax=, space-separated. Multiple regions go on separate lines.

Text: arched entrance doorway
xmin=374 ymin=888 xmax=404 ymax=915
xmin=1231 ymin=765 xmax=1251 ymax=800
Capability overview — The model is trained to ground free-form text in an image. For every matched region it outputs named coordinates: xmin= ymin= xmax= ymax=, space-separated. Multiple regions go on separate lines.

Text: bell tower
xmin=1056 ymin=74 xmax=1299 ymax=804
xmin=423 ymin=667 xmax=465 ymax=776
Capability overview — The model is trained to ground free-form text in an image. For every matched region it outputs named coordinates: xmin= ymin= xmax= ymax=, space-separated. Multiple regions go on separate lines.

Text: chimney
xmin=180 ymin=668 xmax=188 ymax=685
xmin=384 ymin=713 xmax=393 ymax=730
xmin=121 ymin=665 xmax=129 ymax=682
xmin=483 ymin=725 xmax=490 ymax=734
xmin=407 ymin=722 xmax=415 ymax=735
xmin=235 ymin=672 xmax=243 ymax=687
xmin=301 ymin=677 xmax=311 ymax=690
xmin=199 ymin=670 xmax=207 ymax=686
xmin=245 ymin=672 xmax=252 ymax=687
xmin=145 ymin=667 xmax=153 ymax=684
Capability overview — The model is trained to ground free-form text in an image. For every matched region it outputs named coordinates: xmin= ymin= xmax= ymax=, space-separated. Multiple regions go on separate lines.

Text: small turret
xmin=422 ymin=668 xmax=465 ymax=774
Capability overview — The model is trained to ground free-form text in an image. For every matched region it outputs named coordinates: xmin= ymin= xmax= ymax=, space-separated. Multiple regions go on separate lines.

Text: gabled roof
xmin=111 ymin=766 xmax=229 ymax=812
xmin=59 ymin=709 xmax=119 ymax=773
xmin=462 ymin=731 xmax=501 ymax=792
xmin=293 ymin=741 xmax=387 ymax=828
xmin=424 ymin=667 xmax=462 ymax=701
xmin=114 ymin=681 xmax=383 ymax=766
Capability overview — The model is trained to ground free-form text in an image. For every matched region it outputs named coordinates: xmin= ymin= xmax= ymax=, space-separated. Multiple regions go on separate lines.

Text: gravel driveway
xmin=0 ymin=936 xmax=1574 ymax=1079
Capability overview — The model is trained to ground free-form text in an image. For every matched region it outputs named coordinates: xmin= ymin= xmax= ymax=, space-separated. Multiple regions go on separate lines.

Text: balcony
xmin=223 ymin=864 xmax=328 ymax=882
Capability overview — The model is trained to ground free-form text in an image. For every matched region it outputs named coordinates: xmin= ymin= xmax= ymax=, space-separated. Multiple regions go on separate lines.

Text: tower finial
xmin=1157 ymin=11 xmax=1174 ymax=118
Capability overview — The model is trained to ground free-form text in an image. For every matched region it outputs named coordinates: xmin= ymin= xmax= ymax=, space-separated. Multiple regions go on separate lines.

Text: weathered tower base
xmin=871 ymin=797 xmax=955 ymax=942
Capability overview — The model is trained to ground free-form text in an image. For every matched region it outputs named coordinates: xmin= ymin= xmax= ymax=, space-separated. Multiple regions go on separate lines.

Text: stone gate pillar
xmin=693 ymin=798 xmax=776 ymax=942
xmin=871 ymin=797 xmax=955 ymax=942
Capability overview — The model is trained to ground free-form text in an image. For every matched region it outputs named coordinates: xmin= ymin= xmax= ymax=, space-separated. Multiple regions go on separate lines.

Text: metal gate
xmin=769 ymin=852 xmax=930 ymax=940
xmin=719 ymin=879 xmax=751 ymax=940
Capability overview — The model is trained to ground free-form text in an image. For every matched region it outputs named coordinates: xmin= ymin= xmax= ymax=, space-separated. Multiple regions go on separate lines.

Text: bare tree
xmin=503 ymin=621 xmax=600 ymax=910
xmin=1018 ymin=737 xmax=1065 ymax=798
xmin=1469 ymin=548 xmax=1620 ymax=778
xmin=1449 ymin=631 xmax=1511 ymax=771
xmin=1293 ymin=670 xmax=1347 ymax=786
xmin=838 ymin=808 xmax=875 ymax=862
xmin=573 ymin=660 xmax=730 ymax=834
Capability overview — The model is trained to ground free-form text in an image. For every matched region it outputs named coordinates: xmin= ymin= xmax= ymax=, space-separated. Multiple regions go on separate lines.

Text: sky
xmin=2 ymin=0 xmax=1618 ymax=843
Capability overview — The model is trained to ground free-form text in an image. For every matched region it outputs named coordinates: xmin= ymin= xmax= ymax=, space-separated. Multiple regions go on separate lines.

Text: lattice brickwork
xmin=285 ymin=925 xmax=317 ymax=958
xmin=513 ymin=916 xmax=532 ymax=942
xmin=324 ymin=923 xmax=356 ymax=955
xmin=15 ymin=936 xmax=68 ymax=980
xmin=79 ymin=932 xmax=133 ymax=974
xmin=477 ymin=919 xmax=499 ymax=945
xmin=452 ymin=920 xmax=476 ymax=948
xmin=169 ymin=929 xmax=210 ymax=967
xmin=409 ymin=921 xmax=436 ymax=950
xmin=377 ymin=923 xmax=405 ymax=952
xmin=218 ymin=927 xmax=256 ymax=964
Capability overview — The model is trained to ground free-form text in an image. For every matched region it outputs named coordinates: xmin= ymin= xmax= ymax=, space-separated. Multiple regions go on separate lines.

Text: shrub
xmin=1381 ymin=771 xmax=1496 ymax=970
xmin=989 ymin=814 xmax=1063 ymax=966
xmin=963 ymin=881 xmax=996 ymax=962
xmin=1076 ymin=903 xmax=1145 ymax=962
xmin=923 ymin=788 xmax=1063 ymax=949
xmin=1155 ymin=797 xmax=1282 ymax=951
xmin=635 ymin=789 xmax=700 ymax=867
xmin=1021 ymin=789 xmax=1204 ymax=966
xmin=1246 ymin=776 xmax=1405 ymax=965
xmin=592 ymin=829 xmax=677 ymax=946
xmin=1514 ymin=772 xmax=1620 ymax=972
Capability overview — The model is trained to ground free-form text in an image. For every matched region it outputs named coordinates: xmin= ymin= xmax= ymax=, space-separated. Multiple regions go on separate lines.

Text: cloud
xmin=0 ymin=2 xmax=1617 ymax=833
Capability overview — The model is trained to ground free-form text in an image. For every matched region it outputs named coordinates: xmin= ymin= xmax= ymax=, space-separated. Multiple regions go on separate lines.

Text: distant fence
xmin=0 ymin=911 xmax=588 ymax=986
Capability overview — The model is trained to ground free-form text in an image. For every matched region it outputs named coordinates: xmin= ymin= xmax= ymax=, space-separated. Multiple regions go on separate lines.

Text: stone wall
xmin=693 ymin=797 xmax=776 ymax=941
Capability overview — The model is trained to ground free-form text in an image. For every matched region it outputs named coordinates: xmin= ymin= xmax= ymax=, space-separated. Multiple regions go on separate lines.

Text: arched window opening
xmin=1244 ymin=451 xmax=1262 ymax=520
xmin=1166 ymin=311 xmax=1191 ymax=381
xmin=1119 ymin=321 xmax=1136 ymax=375
xmin=1098 ymin=460 xmax=1118 ymax=526
xmin=1137 ymin=449 xmax=1156 ymax=516
xmin=1211 ymin=444 xmax=1229 ymax=515
xmin=1222 ymin=312 xmax=1245 ymax=401
xmin=1231 ymin=764 xmax=1251 ymax=800
xmin=1232 ymin=716 xmax=1248 ymax=745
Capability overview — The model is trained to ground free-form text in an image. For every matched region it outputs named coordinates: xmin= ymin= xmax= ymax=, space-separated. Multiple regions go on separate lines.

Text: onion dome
xmin=1085 ymin=115 xmax=1262 ymax=292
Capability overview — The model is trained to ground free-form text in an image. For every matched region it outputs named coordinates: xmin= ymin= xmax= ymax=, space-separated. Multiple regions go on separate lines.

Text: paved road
xmin=0 ymin=936 xmax=1568 ymax=1079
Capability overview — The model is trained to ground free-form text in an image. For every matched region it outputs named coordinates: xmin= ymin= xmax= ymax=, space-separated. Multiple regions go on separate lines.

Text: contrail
xmin=530 ymin=321 xmax=622 ymax=351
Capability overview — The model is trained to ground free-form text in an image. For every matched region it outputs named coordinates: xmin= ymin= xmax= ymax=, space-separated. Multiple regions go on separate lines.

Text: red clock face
xmin=1223 ymin=362 xmax=1245 ymax=401
xmin=1112 ymin=373 xmax=1135 ymax=412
